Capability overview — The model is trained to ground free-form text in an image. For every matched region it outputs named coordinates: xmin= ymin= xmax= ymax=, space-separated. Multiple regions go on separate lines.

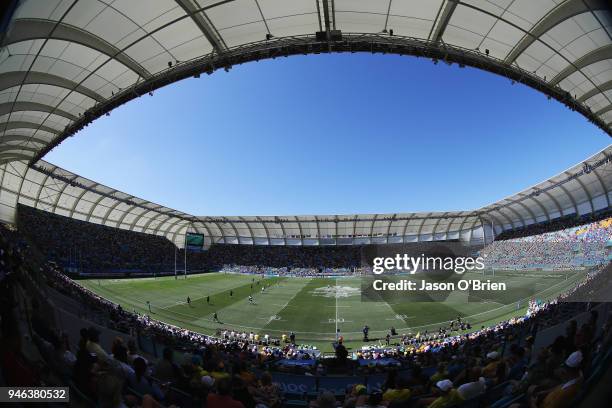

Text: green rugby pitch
xmin=79 ymin=270 xmax=584 ymax=351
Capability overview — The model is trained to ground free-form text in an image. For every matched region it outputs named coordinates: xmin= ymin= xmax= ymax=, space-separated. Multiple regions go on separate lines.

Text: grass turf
xmin=79 ymin=269 xmax=585 ymax=352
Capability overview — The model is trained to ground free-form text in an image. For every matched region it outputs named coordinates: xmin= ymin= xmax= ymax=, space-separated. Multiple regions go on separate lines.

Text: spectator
xmin=424 ymin=379 xmax=462 ymax=408
xmin=207 ymin=377 xmax=245 ymax=408
xmin=128 ymin=357 xmax=164 ymax=402
xmin=86 ymin=326 xmax=109 ymax=362
xmin=526 ymin=351 xmax=584 ymax=408
xmin=152 ymin=347 xmax=181 ymax=383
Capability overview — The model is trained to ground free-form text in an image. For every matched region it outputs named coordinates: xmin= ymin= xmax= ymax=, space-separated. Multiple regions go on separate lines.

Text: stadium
xmin=0 ymin=1 xmax=611 ymax=407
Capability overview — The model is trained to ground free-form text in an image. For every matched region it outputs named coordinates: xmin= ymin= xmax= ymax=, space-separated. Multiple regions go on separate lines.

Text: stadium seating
xmin=18 ymin=204 xmax=611 ymax=282
xmin=2 ymin=213 xmax=612 ymax=407
xmin=481 ymin=216 xmax=611 ymax=270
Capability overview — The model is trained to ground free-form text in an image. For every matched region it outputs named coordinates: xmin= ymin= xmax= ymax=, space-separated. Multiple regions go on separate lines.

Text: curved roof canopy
xmin=0 ymin=146 xmax=609 ymax=247
xmin=0 ymin=0 xmax=611 ymax=166
xmin=0 ymin=0 xmax=610 ymax=247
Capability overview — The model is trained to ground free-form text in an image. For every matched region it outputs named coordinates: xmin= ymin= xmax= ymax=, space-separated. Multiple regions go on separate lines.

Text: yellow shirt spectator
xmin=428 ymin=389 xmax=463 ymax=408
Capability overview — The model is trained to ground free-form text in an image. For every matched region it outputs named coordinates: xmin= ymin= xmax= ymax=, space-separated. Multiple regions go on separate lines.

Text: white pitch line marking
xmin=335 ymin=278 xmax=339 ymax=338
xmin=265 ymin=279 xmax=311 ymax=322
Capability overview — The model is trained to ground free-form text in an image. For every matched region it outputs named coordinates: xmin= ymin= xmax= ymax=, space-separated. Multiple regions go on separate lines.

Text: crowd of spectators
xmin=2 ymin=215 xmax=612 ymax=407
xmin=18 ymin=204 xmax=178 ymax=274
xmin=481 ymin=217 xmax=611 ymax=269
xmin=19 ymin=204 xmax=612 ymax=281
xmin=7 ymin=204 xmax=612 ymax=407
xmin=0 ymin=224 xmax=290 ymax=407
xmin=205 ymin=244 xmax=362 ymax=275
xmin=17 ymin=205 xmax=366 ymax=276
xmin=30 ymin=240 xmax=612 ymax=406
xmin=36 ymin=257 xmax=612 ymax=407
xmin=220 ymin=264 xmax=363 ymax=277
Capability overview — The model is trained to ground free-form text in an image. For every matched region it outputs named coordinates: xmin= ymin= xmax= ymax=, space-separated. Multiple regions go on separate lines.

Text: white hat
xmin=486 ymin=351 xmax=499 ymax=359
xmin=564 ymin=350 xmax=583 ymax=368
xmin=436 ymin=379 xmax=453 ymax=392
xmin=201 ymin=376 xmax=214 ymax=387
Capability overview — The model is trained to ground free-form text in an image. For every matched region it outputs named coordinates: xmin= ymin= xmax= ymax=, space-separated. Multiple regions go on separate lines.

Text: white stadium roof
xmin=0 ymin=146 xmax=609 ymax=247
xmin=0 ymin=0 xmax=610 ymax=246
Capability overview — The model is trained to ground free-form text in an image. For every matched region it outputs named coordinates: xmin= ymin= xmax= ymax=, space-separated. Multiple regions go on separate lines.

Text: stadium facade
xmin=0 ymin=0 xmax=611 ymax=247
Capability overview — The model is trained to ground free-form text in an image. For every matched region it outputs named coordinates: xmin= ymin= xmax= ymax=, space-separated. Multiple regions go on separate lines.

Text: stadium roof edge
xmin=0 ymin=0 xmax=610 ymax=166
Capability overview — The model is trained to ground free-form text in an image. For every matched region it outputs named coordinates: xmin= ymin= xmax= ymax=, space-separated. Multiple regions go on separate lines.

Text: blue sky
xmin=45 ymin=53 xmax=610 ymax=216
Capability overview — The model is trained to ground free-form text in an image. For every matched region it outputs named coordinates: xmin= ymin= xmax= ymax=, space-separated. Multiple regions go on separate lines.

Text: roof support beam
xmin=504 ymin=0 xmax=609 ymax=64
xmin=591 ymin=167 xmax=610 ymax=208
xmin=208 ymin=219 xmax=227 ymax=244
xmin=174 ymin=0 xmax=227 ymax=54
xmin=505 ymin=206 xmax=527 ymax=228
xmin=370 ymin=214 xmax=378 ymax=242
xmin=31 ymin=168 xmax=54 ymax=210
xmin=192 ymin=220 xmax=215 ymax=245
xmin=443 ymin=216 xmax=456 ymax=237
xmin=294 ymin=216 xmax=304 ymax=245
xmin=478 ymin=216 xmax=489 ymax=243
xmin=0 ymin=101 xmax=77 ymax=121
xmin=431 ymin=212 xmax=450 ymax=237
xmin=321 ymin=0 xmax=332 ymax=37
xmin=86 ymin=190 xmax=117 ymax=222
xmin=129 ymin=209 xmax=157 ymax=231
xmin=69 ymin=183 xmax=99 ymax=217
xmin=594 ymin=104 xmax=612 ymax=117
xmin=402 ymin=214 xmax=415 ymax=241
xmin=550 ymin=44 xmax=612 ymax=86
xmin=0 ymin=154 xmax=31 ymax=165
xmin=577 ymin=78 xmax=612 ymax=103
xmin=541 ymin=188 xmax=564 ymax=216
xmin=516 ymin=201 xmax=537 ymax=224
xmin=429 ymin=0 xmax=458 ymax=42
xmin=526 ymin=196 xmax=550 ymax=222
xmin=493 ymin=208 xmax=518 ymax=229
xmin=238 ymin=216 xmax=256 ymax=243
xmin=51 ymin=174 xmax=79 ymax=212
xmin=457 ymin=215 xmax=470 ymax=237
xmin=0 ymin=71 xmax=105 ymax=103
xmin=416 ymin=216 xmax=428 ymax=242
xmin=164 ymin=217 xmax=188 ymax=245
xmin=0 ymin=121 xmax=60 ymax=135
xmin=253 ymin=0 xmax=271 ymax=35
xmin=171 ymin=223 xmax=190 ymax=248
xmin=142 ymin=211 xmax=169 ymax=234
xmin=556 ymin=183 xmax=579 ymax=215
xmin=224 ymin=217 xmax=240 ymax=242
xmin=467 ymin=218 xmax=480 ymax=244
xmin=0 ymin=145 xmax=39 ymax=154
xmin=566 ymin=171 xmax=595 ymax=213
xmin=277 ymin=219 xmax=287 ymax=245
xmin=0 ymin=135 xmax=50 ymax=146
xmin=482 ymin=213 xmax=505 ymax=236
xmin=385 ymin=215 xmax=397 ymax=242
xmin=4 ymin=18 xmax=152 ymax=79
xmin=255 ymin=216 xmax=271 ymax=244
